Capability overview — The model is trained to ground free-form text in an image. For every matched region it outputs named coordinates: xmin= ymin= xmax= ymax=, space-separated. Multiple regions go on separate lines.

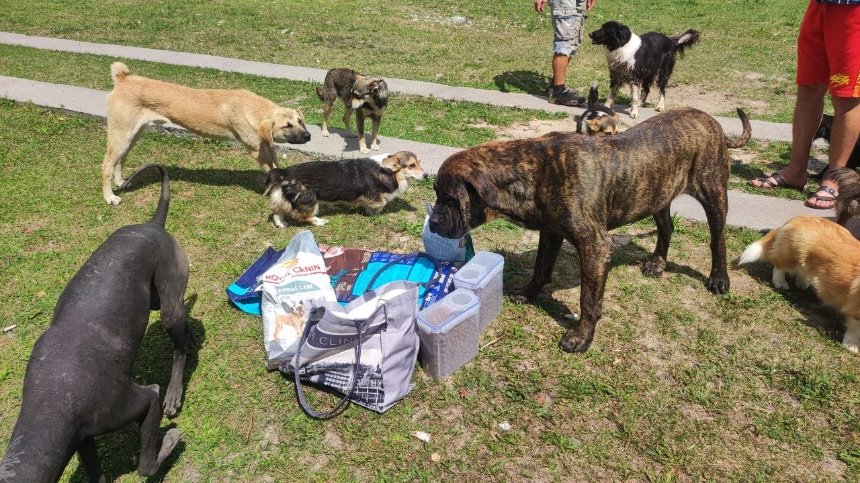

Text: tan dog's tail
xmin=737 ymin=228 xmax=777 ymax=266
xmin=110 ymin=62 xmax=130 ymax=84
xmin=725 ymin=108 xmax=751 ymax=148
xmin=834 ymin=167 xmax=860 ymax=226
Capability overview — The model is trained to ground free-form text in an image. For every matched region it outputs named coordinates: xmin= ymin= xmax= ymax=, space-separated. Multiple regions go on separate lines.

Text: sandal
xmin=804 ymin=184 xmax=839 ymax=209
xmin=749 ymin=172 xmax=804 ymax=191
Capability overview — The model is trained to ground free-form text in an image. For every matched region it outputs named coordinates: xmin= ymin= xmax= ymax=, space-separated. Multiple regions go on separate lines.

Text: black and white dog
xmin=589 ymin=21 xmax=700 ymax=119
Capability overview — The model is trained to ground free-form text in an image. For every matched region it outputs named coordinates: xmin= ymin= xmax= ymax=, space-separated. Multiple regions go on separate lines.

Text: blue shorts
xmin=551 ymin=0 xmax=587 ymax=56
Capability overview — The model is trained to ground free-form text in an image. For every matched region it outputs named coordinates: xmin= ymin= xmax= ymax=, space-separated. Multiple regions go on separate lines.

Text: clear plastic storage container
xmin=453 ymin=251 xmax=504 ymax=331
xmin=416 ymin=288 xmax=480 ymax=379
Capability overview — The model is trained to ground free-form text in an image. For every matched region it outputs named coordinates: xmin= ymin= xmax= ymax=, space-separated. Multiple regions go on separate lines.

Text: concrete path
xmin=0 ymin=34 xmax=834 ymax=232
xmin=0 ymin=31 xmax=790 ymax=142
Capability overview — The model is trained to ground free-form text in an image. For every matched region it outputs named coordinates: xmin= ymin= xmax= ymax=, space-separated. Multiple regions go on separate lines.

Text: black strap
xmin=364 ymin=252 xmax=443 ymax=292
xmin=293 ymin=304 xmax=388 ymax=420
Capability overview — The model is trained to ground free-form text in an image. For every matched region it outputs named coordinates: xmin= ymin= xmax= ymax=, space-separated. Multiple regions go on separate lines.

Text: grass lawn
xmin=0 ymin=0 xmax=806 ymax=122
xmin=2 ymin=100 xmax=859 ymax=481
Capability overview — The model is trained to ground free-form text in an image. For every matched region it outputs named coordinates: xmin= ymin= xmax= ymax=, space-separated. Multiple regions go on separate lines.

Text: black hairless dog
xmin=0 ymin=164 xmax=192 ymax=482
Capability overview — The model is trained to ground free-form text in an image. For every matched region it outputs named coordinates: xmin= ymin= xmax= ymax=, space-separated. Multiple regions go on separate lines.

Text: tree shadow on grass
xmin=495 ymin=231 xmax=712 ymax=331
xmin=69 ymin=295 xmax=205 ymax=482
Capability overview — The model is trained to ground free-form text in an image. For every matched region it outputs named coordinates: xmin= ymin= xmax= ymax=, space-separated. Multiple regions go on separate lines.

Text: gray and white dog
xmin=0 ymin=164 xmax=193 ymax=482
xmin=316 ymin=68 xmax=389 ymax=154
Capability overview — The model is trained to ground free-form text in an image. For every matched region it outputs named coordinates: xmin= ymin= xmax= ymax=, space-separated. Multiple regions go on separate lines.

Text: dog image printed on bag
xmin=258 ymin=231 xmax=337 ymax=368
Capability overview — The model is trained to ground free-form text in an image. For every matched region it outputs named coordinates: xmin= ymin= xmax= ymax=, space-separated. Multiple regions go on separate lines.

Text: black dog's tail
xmin=671 ymin=29 xmax=700 ymax=57
xmin=120 ymin=164 xmax=170 ymax=227
xmin=725 ymin=108 xmax=751 ymax=149
xmin=833 ymin=167 xmax=860 ymax=226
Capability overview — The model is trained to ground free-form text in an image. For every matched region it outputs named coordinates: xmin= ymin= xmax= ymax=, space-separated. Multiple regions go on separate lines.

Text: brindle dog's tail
xmin=315 ymin=85 xmax=325 ymax=102
xmin=120 ymin=164 xmax=170 ymax=227
xmin=833 ymin=167 xmax=860 ymax=226
xmin=725 ymin=108 xmax=751 ymax=149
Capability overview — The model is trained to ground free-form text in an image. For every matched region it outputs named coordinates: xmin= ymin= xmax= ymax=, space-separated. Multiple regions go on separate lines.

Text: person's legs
xmin=807 ymin=97 xmax=860 ymax=207
xmin=805 ymin=2 xmax=860 ymax=208
xmin=548 ymin=0 xmax=585 ymax=105
xmin=751 ymin=0 xmax=827 ymax=191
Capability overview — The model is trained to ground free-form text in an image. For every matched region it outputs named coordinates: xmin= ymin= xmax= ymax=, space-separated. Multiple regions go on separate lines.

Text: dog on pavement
xmin=429 ymin=107 xmax=750 ymax=353
xmin=0 ymin=164 xmax=193 ymax=482
xmin=737 ymin=216 xmax=860 ymax=354
xmin=263 ymin=151 xmax=427 ymax=227
xmin=576 ymin=82 xmax=623 ymax=136
xmin=101 ymin=62 xmax=311 ymax=205
xmin=589 ymin=21 xmax=700 ymax=119
xmin=316 ymin=68 xmax=389 ymax=154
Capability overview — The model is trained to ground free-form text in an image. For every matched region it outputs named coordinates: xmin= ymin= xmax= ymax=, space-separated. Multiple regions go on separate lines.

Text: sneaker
xmin=548 ymin=87 xmax=585 ymax=107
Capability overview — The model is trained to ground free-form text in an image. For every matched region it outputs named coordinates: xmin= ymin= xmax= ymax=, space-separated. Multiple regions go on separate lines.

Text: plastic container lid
xmin=454 ymin=251 xmax=504 ymax=289
xmin=417 ymin=288 xmax=480 ymax=334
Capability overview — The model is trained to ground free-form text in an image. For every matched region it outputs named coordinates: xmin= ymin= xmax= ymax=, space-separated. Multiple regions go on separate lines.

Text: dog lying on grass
xmin=101 ymin=62 xmax=311 ymax=205
xmin=428 ymin=107 xmax=750 ymax=353
xmin=0 ymin=164 xmax=193 ymax=481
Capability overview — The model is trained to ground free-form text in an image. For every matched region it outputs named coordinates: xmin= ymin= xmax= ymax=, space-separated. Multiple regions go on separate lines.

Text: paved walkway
xmin=0 ymin=33 xmax=836 ymax=232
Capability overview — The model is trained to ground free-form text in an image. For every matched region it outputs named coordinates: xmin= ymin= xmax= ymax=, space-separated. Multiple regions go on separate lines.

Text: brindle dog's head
xmin=262 ymin=108 xmax=311 ymax=145
xmin=429 ymin=156 xmax=498 ymax=239
xmin=589 ymin=21 xmax=632 ymax=51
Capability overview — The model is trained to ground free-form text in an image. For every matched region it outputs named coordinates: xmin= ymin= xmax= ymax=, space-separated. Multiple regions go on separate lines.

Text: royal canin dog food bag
xmin=257 ymin=230 xmax=337 ymax=369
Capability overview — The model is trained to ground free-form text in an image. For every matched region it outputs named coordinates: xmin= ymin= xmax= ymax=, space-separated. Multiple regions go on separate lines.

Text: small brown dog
xmin=316 ymin=68 xmax=389 ymax=154
xmin=576 ymin=82 xmax=623 ymax=136
xmin=738 ymin=216 xmax=860 ymax=353
xmin=833 ymin=167 xmax=860 ymax=226
xmin=101 ymin=62 xmax=311 ymax=205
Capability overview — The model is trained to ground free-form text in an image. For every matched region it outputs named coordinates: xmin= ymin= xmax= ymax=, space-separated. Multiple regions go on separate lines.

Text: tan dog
xmin=101 ymin=62 xmax=311 ymax=205
xmin=738 ymin=216 xmax=860 ymax=353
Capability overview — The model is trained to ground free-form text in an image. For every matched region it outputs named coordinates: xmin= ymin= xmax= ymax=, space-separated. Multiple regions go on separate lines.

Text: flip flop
xmin=804 ymin=185 xmax=838 ymax=209
xmin=749 ymin=172 xmax=804 ymax=191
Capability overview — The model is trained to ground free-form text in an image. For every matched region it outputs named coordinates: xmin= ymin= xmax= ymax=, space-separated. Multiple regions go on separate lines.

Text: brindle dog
xmin=429 ymin=107 xmax=751 ymax=353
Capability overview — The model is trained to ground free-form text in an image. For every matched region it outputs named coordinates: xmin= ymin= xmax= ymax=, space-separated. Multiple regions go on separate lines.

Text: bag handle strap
xmin=293 ymin=304 xmax=388 ymax=420
xmin=364 ymin=252 xmax=443 ymax=292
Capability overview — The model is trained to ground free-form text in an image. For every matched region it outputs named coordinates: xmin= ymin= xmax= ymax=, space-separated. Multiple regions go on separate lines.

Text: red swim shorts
xmin=797 ymin=0 xmax=860 ymax=97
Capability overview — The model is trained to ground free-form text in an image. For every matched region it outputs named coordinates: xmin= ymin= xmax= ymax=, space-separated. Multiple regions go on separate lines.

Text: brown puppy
xmin=833 ymin=167 xmax=860 ymax=226
xmin=737 ymin=216 xmax=860 ymax=353
xmin=576 ymin=82 xmax=623 ymax=136
xmin=101 ymin=62 xmax=311 ymax=205
xmin=316 ymin=68 xmax=389 ymax=154
xmin=429 ymin=107 xmax=751 ymax=353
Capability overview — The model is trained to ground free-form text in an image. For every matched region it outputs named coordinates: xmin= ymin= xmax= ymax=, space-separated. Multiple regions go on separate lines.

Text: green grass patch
xmin=1 ymin=101 xmax=859 ymax=480
xmin=1 ymin=0 xmax=807 ymax=121
xmin=0 ymin=44 xmax=566 ymax=149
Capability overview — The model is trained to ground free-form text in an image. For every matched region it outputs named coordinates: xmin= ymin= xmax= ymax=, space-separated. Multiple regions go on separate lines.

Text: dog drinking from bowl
xmin=428 ymin=107 xmax=750 ymax=353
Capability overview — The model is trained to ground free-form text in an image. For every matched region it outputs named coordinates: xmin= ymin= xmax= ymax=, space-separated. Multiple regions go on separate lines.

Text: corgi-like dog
xmin=263 ymin=151 xmax=427 ymax=227
xmin=737 ymin=215 xmax=860 ymax=353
